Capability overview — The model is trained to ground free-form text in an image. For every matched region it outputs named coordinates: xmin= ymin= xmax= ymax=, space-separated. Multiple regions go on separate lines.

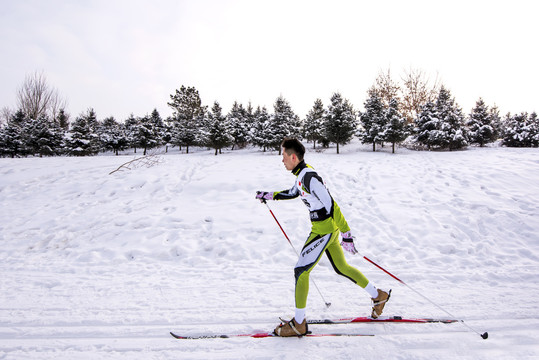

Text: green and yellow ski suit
xmin=273 ymin=161 xmax=369 ymax=309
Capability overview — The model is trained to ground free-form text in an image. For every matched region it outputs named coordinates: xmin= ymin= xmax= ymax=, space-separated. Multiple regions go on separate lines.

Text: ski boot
xmin=371 ymin=289 xmax=391 ymax=319
xmin=274 ymin=317 xmax=308 ymax=337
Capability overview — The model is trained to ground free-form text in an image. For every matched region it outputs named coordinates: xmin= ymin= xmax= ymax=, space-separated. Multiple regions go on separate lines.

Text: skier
xmin=256 ymin=138 xmax=390 ymax=337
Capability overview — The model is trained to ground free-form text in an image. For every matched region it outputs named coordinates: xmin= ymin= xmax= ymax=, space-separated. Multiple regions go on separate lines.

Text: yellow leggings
xmin=294 ymin=231 xmax=369 ymax=308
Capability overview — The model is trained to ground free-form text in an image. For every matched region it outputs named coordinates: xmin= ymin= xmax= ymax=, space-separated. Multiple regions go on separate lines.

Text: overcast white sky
xmin=1 ymin=0 xmax=537 ymax=121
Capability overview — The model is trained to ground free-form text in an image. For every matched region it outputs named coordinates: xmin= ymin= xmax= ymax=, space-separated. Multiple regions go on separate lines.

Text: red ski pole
xmin=358 ymin=253 xmax=488 ymax=339
xmin=361 ymin=255 xmax=404 ymax=283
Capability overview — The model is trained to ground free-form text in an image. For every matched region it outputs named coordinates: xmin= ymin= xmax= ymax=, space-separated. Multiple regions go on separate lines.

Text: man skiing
xmin=256 ymin=138 xmax=390 ymax=337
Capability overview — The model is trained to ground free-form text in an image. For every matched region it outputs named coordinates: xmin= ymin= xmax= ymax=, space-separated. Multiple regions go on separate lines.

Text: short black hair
xmin=281 ymin=138 xmax=305 ymax=161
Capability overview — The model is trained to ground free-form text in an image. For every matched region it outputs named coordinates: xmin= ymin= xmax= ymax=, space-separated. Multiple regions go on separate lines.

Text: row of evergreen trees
xmin=1 ymin=85 xmax=538 ymax=158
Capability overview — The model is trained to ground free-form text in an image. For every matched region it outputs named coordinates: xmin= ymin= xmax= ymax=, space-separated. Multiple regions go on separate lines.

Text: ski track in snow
xmin=0 ymin=144 xmax=538 ymax=359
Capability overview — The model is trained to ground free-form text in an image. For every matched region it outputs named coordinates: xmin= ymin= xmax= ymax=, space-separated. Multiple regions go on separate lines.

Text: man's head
xmin=281 ymin=138 xmax=305 ymax=171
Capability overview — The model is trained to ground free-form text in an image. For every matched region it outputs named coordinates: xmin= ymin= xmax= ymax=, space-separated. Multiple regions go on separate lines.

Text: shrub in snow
xmin=502 ymin=112 xmax=539 ymax=147
xmin=412 ymin=86 xmax=468 ymax=151
xmin=466 ymin=98 xmax=498 ymax=147
xmin=64 ymin=109 xmax=100 ymax=156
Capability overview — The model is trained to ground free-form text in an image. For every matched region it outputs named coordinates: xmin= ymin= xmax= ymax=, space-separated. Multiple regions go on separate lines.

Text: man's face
xmin=282 ymin=149 xmax=298 ymax=171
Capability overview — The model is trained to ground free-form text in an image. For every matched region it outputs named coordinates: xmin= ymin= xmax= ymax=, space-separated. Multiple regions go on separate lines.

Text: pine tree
xmin=149 ymin=109 xmax=165 ymax=148
xmin=436 ymin=87 xmax=468 ymax=150
xmin=171 ymin=111 xmax=203 ymax=153
xmin=205 ymin=101 xmax=233 ymax=155
xmin=55 ymin=108 xmax=70 ymax=131
xmin=124 ymin=114 xmax=140 ymax=153
xmin=252 ymin=106 xmax=272 ymax=151
xmin=269 ymin=95 xmax=301 ymax=154
xmin=167 ymin=86 xmax=206 ymax=153
xmin=85 ymin=108 xmax=100 ymax=135
xmin=65 ymin=110 xmax=99 ymax=156
xmin=162 ymin=118 xmax=173 ymax=152
xmin=325 ymin=93 xmax=357 ymax=154
xmin=227 ymin=101 xmax=250 ymax=150
xmin=99 ymin=116 xmax=129 ymax=155
xmin=0 ymin=109 xmax=28 ymax=157
xmin=24 ymin=115 xmax=64 ymax=156
xmin=502 ymin=113 xmax=524 ymax=147
xmin=245 ymin=102 xmax=256 ymax=145
xmin=359 ymin=89 xmax=385 ymax=151
xmin=133 ymin=114 xmax=152 ymax=155
xmin=413 ymin=87 xmax=467 ymax=150
xmin=303 ymin=99 xmax=327 ymax=149
xmin=382 ymin=98 xmax=408 ymax=153
xmin=467 ymin=98 xmax=496 ymax=147
xmin=489 ymin=105 xmax=502 ymax=140
xmin=134 ymin=110 xmax=164 ymax=155
xmin=502 ymin=112 xmax=538 ymax=147
xmin=413 ymin=101 xmax=439 ymax=149
xmin=530 ymin=112 xmax=539 ymax=147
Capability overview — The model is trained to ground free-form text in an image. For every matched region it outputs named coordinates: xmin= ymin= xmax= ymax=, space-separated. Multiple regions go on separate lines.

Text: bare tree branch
xmin=109 ymin=151 xmax=163 ymax=175
xmin=1 ymin=106 xmax=13 ymax=126
xmin=370 ymin=68 xmax=401 ymax=107
xmin=400 ymin=67 xmax=441 ymax=123
xmin=16 ymin=70 xmax=67 ymax=120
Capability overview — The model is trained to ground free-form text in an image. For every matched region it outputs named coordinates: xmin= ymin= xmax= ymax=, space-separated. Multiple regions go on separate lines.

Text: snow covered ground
xmin=1 ymin=142 xmax=538 ymax=359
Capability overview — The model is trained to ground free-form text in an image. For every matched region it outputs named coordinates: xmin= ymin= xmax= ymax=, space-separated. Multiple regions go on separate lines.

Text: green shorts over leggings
xmin=294 ymin=231 xmax=369 ymax=309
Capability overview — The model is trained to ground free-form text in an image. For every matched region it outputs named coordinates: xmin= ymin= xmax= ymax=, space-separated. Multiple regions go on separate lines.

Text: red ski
xmin=170 ymin=331 xmax=373 ymax=339
xmin=307 ymin=315 xmax=458 ymax=325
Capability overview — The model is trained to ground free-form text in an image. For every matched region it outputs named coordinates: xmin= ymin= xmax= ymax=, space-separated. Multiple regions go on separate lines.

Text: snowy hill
xmin=1 ymin=143 xmax=538 ymax=359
